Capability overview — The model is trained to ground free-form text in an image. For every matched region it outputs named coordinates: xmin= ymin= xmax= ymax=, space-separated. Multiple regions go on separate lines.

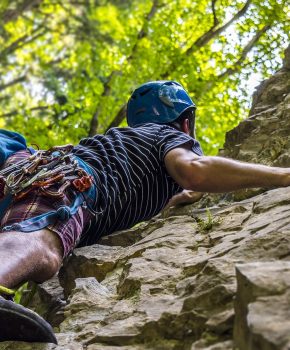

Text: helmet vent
xmin=153 ymin=106 xmax=160 ymax=115
xmin=135 ymin=108 xmax=146 ymax=115
xmin=139 ymin=87 xmax=152 ymax=96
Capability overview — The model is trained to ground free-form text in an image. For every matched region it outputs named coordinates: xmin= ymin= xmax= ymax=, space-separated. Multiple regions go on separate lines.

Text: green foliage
xmin=0 ymin=0 xmax=289 ymax=154
xmin=14 ymin=282 xmax=28 ymax=304
xmin=195 ymin=208 xmax=221 ymax=232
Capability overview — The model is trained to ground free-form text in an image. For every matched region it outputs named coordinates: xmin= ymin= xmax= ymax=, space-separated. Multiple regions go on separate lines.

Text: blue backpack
xmin=0 ymin=129 xmax=29 ymax=166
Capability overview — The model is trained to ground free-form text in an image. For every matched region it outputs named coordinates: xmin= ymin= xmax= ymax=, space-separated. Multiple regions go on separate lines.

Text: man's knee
xmin=35 ymin=229 xmax=64 ymax=269
xmin=0 ymin=229 xmax=63 ymax=280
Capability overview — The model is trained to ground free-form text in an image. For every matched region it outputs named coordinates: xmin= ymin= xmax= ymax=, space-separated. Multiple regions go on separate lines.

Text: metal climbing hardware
xmin=0 ymin=143 xmax=97 ymax=232
xmin=0 ymin=144 xmax=94 ymax=202
xmin=73 ymin=175 xmax=94 ymax=192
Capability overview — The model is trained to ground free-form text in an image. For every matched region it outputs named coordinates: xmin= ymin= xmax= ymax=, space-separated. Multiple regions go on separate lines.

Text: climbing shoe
xmin=0 ymin=296 xmax=57 ymax=343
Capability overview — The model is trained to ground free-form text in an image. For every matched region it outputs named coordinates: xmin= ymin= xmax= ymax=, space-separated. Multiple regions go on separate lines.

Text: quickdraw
xmin=0 ymin=144 xmax=94 ymax=203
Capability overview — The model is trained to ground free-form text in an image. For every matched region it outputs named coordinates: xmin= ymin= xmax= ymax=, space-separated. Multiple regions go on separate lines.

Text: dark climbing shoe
xmin=0 ymin=296 xmax=57 ymax=343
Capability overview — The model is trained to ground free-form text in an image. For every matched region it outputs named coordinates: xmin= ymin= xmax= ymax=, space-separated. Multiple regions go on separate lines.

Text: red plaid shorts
xmin=0 ymin=150 xmax=93 ymax=257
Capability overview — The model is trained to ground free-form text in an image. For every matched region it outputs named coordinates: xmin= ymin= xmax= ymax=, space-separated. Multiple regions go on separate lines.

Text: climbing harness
xmin=0 ymin=144 xmax=96 ymax=232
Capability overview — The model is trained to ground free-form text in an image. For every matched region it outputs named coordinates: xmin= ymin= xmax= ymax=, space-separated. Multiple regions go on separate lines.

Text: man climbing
xmin=0 ymin=80 xmax=290 ymax=343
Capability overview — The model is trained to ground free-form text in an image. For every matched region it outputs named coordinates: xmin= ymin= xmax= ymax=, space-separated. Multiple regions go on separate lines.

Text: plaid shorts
xmin=0 ymin=150 xmax=93 ymax=257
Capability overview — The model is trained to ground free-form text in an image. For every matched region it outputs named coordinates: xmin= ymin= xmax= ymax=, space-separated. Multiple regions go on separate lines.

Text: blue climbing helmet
xmin=126 ymin=80 xmax=196 ymax=127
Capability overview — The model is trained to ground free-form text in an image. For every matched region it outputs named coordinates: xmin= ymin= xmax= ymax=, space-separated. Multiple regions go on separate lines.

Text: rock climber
xmin=0 ymin=80 xmax=289 ymax=343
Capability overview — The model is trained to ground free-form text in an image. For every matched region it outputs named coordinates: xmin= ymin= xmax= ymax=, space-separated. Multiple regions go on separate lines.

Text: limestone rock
xmin=221 ymin=45 xmax=290 ymax=168
xmin=234 ymin=262 xmax=290 ymax=350
xmin=20 ymin=276 xmax=65 ymax=327
xmin=58 ymin=244 xmax=124 ymax=297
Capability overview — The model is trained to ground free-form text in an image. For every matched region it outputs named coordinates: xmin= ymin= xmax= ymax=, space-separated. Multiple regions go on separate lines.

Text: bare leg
xmin=0 ymin=229 xmax=63 ymax=289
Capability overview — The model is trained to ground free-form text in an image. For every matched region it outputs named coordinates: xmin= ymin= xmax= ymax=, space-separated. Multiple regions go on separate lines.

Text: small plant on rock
xmin=194 ymin=208 xmax=221 ymax=233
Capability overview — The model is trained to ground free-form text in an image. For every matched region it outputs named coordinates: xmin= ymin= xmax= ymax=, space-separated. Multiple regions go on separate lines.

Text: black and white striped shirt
xmin=73 ymin=123 xmax=203 ymax=245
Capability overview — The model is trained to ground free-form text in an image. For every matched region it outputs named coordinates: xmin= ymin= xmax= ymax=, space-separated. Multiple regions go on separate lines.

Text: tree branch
xmin=187 ymin=0 xmax=251 ymax=54
xmin=160 ymin=0 xmax=252 ymax=80
xmin=197 ymin=24 xmax=272 ymax=95
xmin=218 ymin=24 xmax=271 ymax=79
xmin=88 ymin=71 xmax=118 ymax=137
xmin=211 ymin=0 xmax=219 ymax=27
xmin=0 ymin=75 xmax=26 ymax=92
xmin=2 ymin=0 xmax=43 ymax=24
xmin=88 ymin=0 xmax=159 ymax=136
xmin=0 ymin=26 xmax=46 ymax=60
xmin=105 ymin=105 xmax=126 ymax=132
xmin=0 ymin=105 xmax=49 ymax=118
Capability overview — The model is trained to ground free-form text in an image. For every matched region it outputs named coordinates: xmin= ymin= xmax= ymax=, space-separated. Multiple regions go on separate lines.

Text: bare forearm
xmin=188 ymin=156 xmax=290 ymax=193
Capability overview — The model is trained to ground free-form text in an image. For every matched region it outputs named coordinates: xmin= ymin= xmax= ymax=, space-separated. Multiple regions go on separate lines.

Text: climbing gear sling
xmin=0 ymin=144 xmax=96 ymax=232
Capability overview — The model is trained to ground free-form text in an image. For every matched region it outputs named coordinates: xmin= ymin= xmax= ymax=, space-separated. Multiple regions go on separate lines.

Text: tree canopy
xmin=0 ymin=0 xmax=289 ymax=154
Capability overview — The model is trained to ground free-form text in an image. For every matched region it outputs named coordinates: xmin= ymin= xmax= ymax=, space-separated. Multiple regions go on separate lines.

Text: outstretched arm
xmin=164 ymin=146 xmax=290 ymax=193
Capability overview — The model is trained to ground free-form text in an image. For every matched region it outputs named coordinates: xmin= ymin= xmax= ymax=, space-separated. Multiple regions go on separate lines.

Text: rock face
xmin=220 ymin=45 xmax=290 ymax=167
xmin=234 ymin=262 xmax=290 ymax=350
xmin=1 ymin=45 xmax=290 ymax=350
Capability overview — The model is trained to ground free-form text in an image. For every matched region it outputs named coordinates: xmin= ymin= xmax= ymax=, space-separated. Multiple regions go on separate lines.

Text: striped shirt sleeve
xmin=157 ymin=125 xmax=203 ymax=161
